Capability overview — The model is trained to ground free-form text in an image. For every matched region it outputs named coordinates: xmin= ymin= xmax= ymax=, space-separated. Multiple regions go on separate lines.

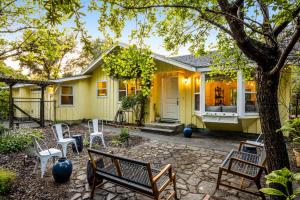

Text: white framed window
xmin=97 ymin=81 xmax=108 ymax=97
xmin=245 ymin=80 xmax=258 ymax=113
xmin=194 ymin=76 xmax=200 ymax=111
xmin=60 ymin=86 xmax=73 ymax=105
xmin=118 ymin=80 xmax=127 ymax=101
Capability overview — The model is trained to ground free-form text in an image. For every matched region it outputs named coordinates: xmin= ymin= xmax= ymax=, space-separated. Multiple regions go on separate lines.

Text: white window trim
xmin=60 ymin=85 xmax=74 ymax=106
xmin=199 ymin=71 xmax=259 ymax=117
xmin=97 ymin=80 xmax=108 ymax=98
xmin=194 ymin=76 xmax=201 ymax=112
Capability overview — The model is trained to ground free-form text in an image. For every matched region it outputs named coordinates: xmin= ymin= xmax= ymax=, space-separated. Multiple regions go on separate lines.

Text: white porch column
xmin=200 ymin=73 xmax=206 ymax=115
xmin=237 ymin=71 xmax=245 ymax=116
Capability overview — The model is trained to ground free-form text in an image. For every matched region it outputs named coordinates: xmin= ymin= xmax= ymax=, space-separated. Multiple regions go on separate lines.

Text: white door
xmin=162 ymin=77 xmax=179 ymax=119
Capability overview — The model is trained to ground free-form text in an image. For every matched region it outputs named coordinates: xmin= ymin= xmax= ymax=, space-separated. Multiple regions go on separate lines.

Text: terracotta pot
xmin=293 ymin=148 xmax=300 ymax=167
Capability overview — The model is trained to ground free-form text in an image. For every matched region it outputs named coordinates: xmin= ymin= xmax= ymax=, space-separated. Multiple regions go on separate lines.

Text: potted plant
xmin=278 ymin=118 xmax=300 ymax=167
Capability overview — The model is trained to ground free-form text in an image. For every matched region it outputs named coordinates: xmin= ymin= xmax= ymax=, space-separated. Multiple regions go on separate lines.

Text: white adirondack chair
xmin=31 ymin=135 xmax=62 ymax=178
xmin=51 ymin=123 xmax=79 ymax=157
xmin=88 ymin=119 xmax=106 ymax=148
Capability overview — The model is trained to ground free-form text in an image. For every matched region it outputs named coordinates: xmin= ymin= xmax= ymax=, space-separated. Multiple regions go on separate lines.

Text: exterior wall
xmin=10 ymin=61 xmax=292 ymax=134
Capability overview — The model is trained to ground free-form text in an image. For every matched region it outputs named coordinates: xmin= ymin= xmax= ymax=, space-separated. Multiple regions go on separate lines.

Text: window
xmin=194 ymin=76 xmax=200 ymax=111
xmin=61 ymin=86 xmax=73 ymax=105
xmin=118 ymin=80 xmax=127 ymax=101
xmin=97 ymin=81 xmax=108 ymax=97
xmin=118 ymin=80 xmax=139 ymax=101
xmin=245 ymin=80 xmax=258 ymax=113
xmin=205 ymin=74 xmax=237 ymax=112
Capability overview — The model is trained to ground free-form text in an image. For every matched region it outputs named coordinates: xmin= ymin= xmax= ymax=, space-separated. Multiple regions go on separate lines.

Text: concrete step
xmin=145 ymin=122 xmax=183 ymax=130
xmin=140 ymin=127 xmax=176 ymax=135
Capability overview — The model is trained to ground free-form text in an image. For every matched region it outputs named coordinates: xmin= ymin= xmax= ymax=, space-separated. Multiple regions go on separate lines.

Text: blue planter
xmin=52 ymin=157 xmax=72 ymax=183
xmin=183 ymin=127 xmax=193 ymax=138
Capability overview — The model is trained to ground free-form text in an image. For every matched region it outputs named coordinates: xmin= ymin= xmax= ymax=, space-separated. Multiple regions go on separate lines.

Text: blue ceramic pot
xmin=183 ymin=127 xmax=193 ymax=138
xmin=52 ymin=157 xmax=72 ymax=183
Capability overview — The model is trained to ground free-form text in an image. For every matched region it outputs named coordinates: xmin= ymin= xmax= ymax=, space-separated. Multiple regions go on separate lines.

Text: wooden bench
xmin=87 ymin=149 xmax=178 ymax=200
xmin=216 ymin=141 xmax=267 ymax=200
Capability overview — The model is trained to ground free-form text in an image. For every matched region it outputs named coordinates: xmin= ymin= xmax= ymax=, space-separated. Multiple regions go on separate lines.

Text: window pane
xmin=194 ymin=94 xmax=200 ymax=111
xmin=194 ymin=76 xmax=200 ymax=93
xmin=119 ymin=80 xmax=126 ymax=90
xmin=61 ymin=96 xmax=73 ymax=105
xmin=245 ymin=80 xmax=257 ymax=113
xmin=119 ymin=91 xmax=127 ymax=101
xmin=62 ymin=86 xmax=73 ymax=95
xmin=98 ymin=89 xmax=107 ymax=97
xmin=98 ymin=81 xmax=107 ymax=89
xmin=205 ymin=74 xmax=237 ymax=112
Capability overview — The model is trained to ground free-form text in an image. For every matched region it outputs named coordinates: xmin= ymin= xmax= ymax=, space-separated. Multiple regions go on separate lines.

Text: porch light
xmin=48 ymin=85 xmax=54 ymax=94
xmin=184 ymin=77 xmax=189 ymax=84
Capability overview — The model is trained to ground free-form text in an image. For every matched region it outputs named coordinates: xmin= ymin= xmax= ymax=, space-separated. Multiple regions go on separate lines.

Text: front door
xmin=162 ymin=77 xmax=179 ymax=119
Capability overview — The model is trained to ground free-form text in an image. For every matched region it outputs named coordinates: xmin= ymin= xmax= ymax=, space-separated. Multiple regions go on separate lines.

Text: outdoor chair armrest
xmin=152 ymin=164 xmax=172 ymax=183
xmin=228 ymin=157 xmax=266 ymax=176
xmin=238 ymin=141 xmax=264 ymax=151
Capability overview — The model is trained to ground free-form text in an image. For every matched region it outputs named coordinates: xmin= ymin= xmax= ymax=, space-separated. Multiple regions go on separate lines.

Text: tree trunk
xmin=256 ymin=66 xmax=290 ymax=199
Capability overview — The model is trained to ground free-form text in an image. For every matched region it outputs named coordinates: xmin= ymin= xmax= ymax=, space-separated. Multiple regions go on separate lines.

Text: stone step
xmin=140 ymin=127 xmax=176 ymax=135
xmin=145 ymin=122 xmax=183 ymax=130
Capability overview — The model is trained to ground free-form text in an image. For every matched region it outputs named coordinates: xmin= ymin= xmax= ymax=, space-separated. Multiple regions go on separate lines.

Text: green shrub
xmin=260 ymin=168 xmax=300 ymax=200
xmin=0 ymin=129 xmax=43 ymax=154
xmin=119 ymin=128 xmax=130 ymax=143
xmin=0 ymin=168 xmax=16 ymax=194
xmin=0 ymin=125 xmax=8 ymax=135
xmin=278 ymin=118 xmax=300 ymax=139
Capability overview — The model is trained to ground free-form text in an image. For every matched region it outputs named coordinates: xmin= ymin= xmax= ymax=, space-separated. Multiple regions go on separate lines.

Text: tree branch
xmin=112 ymin=2 xmax=233 ymax=37
xmin=269 ymin=21 xmax=300 ymax=75
xmin=0 ymin=26 xmax=39 ymax=33
xmin=273 ymin=6 xmax=300 ymax=37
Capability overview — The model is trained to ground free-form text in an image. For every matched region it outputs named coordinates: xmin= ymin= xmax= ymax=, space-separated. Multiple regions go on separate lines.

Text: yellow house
xmin=10 ymin=44 xmax=292 ymax=134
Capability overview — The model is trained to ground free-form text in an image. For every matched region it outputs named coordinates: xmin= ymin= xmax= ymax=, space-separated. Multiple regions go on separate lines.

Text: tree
xmin=102 ymin=45 xmax=156 ymax=125
xmin=0 ymin=0 xmax=87 ymax=60
xmin=16 ymin=29 xmax=76 ymax=80
xmin=64 ymin=38 xmax=105 ymax=76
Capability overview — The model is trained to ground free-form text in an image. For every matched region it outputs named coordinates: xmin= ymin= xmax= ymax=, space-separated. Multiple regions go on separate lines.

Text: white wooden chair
xmin=88 ymin=119 xmax=106 ymax=148
xmin=31 ymin=135 xmax=62 ymax=178
xmin=51 ymin=123 xmax=79 ymax=157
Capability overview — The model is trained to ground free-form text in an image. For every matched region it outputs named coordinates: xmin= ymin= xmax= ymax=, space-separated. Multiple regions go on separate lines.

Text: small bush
xmin=119 ymin=128 xmax=130 ymax=143
xmin=0 ymin=129 xmax=43 ymax=154
xmin=0 ymin=168 xmax=16 ymax=194
xmin=0 ymin=125 xmax=8 ymax=135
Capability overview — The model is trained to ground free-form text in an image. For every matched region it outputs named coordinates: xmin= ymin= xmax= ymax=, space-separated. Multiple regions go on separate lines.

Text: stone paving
xmin=67 ymin=139 xmax=263 ymax=200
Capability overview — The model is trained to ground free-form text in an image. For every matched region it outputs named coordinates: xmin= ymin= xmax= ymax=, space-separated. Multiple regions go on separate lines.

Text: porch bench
xmin=87 ymin=149 xmax=178 ymax=200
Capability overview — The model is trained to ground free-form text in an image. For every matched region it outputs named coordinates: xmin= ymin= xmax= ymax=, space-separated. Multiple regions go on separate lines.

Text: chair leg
xmin=62 ymin=144 xmax=68 ymax=158
xmin=216 ymin=168 xmax=222 ymax=190
xmin=90 ymin=175 xmax=96 ymax=199
xmin=100 ymin=134 xmax=106 ymax=148
xmin=255 ymin=180 xmax=266 ymax=200
xmin=90 ymin=136 xmax=94 ymax=148
xmin=33 ymin=157 xmax=39 ymax=174
xmin=173 ymin=175 xmax=178 ymax=200
xmin=40 ymin=157 xmax=49 ymax=178
xmin=73 ymin=141 xmax=79 ymax=155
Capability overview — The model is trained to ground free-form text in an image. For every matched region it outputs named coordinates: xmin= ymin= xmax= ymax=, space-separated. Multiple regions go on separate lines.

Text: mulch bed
xmin=0 ymin=124 xmax=147 ymax=200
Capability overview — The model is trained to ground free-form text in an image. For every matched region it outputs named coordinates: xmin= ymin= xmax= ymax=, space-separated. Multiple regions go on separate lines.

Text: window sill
xmin=239 ymin=113 xmax=259 ymax=119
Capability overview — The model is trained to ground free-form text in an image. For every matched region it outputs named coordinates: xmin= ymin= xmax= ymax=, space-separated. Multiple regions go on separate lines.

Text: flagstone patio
xmin=68 ymin=139 xmax=262 ymax=200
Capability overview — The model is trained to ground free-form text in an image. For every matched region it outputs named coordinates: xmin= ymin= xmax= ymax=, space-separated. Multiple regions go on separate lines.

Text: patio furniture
xmin=87 ymin=149 xmax=178 ymax=200
xmin=72 ymin=134 xmax=83 ymax=152
xmin=241 ymin=133 xmax=264 ymax=154
xmin=52 ymin=123 xmax=79 ymax=157
xmin=88 ymin=119 xmax=106 ymax=148
xmin=216 ymin=141 xmax=267 ymax=200
xmin=31 ymin=135 xmax=62 ymax=178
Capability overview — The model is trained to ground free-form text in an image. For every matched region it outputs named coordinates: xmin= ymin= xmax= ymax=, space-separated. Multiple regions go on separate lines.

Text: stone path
xmin=67 ymin=140 xmax=263 ymax=200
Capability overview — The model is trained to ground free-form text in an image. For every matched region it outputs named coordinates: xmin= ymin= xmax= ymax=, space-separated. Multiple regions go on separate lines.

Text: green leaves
xmin=261 ymin=168 xmax=300 ymax=200
xmin=16 ymin=28 xmax=76 ymax=79
xmin=102 ymin=45 xmax=156 ymax=97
